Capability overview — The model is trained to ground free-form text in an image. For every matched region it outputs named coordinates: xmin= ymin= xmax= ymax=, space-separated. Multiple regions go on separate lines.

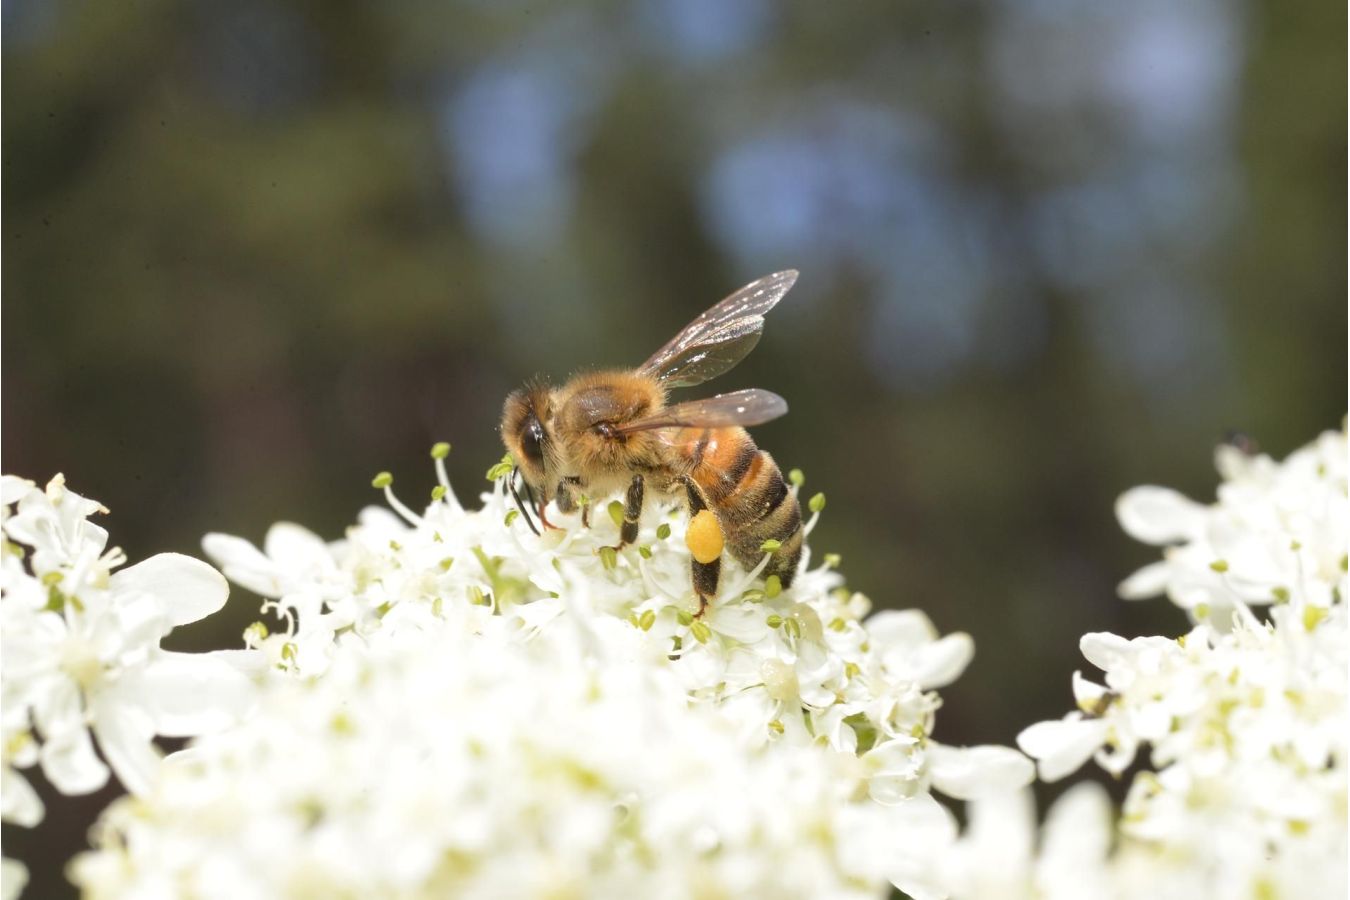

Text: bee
xmin=501 ymin=270 xmax=802 ymax=613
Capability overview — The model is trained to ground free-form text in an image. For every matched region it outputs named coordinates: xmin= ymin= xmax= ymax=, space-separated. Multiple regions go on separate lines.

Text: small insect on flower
xmin=500 ymin=271 xmax=804 ymax=615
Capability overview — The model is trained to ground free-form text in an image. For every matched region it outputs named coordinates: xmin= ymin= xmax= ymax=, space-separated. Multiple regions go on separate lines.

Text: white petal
xmin=0 ymin=476 xmax=36 ymax=507
xmin=1117 ymin=560 xmax=1171 ymax=599
xmin=882 ymin=794 xmax=960 ymax=899
xmin=909 ymin=632 xmax=974 ymax=689
xmin=964 ymin=785 xmax=1036 ymax=872
xmin=263 ymin=522 xmax=333 ymax=572
xmin=870 ymin=609 xmax=974 ymax=688
xmin=1078 ymin=631 xmax=1134 ymax=672
xmin=866 ymin=609 xmax=937 ymax=649
xmin=204 ymin=647 xmax=270 ymax=680
xmin=127 ymin=651 xmax=257 ymax=736
xmin=1038 ymin=781 xmax=1114 ymax=894
xmin=1070 ymin=670 xmax=1109 ymax=711
xmin=0 ymin=766 xmax=44 ymax=827
xmin=1115 ymin=486 xmax=1207 ymax=544
xmin=705 ymin=604 xmax=768 ymax=643
xmin=201 ymin=533 xmax=282 ymax=597
xmin=927 ymin=742 xmax=1035 ymax=800
xmin=91 ymin=699 xmax=159 ymax=796
xmin=512 ymin=596 xmax=565 ymax=634
xmin=1 ymin=857 xmax=28 ymax=900
xmin=30 ymin=677 xmax=83 ymax=746
xmin=39 ymin=725 xmax=109 ymax=795
xmin=1016 ymin=717 xmax=1109 ymax=782
xmin=112 ymin=591 xmax=172 ymax=654
xmin=864 ymin=740 xmax=922 ymax=805
xmin=112 ymin=553 xmax=228 ymax=628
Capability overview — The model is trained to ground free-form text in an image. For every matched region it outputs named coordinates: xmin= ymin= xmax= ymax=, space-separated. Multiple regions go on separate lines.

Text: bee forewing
xmin=640 ymin=270 xmax=798 ymax=388
xmin=614 ymin=389 xmax=788 ymax=435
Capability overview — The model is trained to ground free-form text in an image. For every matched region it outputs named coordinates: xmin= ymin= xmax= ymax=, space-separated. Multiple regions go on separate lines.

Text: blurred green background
xmin=3 ymin=1 xmax=1344 ymax=895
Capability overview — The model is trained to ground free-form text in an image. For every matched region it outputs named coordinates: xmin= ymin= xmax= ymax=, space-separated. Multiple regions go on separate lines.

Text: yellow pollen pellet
xmin=685 ymin=509 xmax=724 ymax=564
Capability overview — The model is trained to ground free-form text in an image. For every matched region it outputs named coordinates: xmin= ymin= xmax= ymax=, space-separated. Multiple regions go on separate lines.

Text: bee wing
xmin=639 ymin=270 xmax=798 ymax=388
xmin=613 ymin=389 xmax=788 ymax=435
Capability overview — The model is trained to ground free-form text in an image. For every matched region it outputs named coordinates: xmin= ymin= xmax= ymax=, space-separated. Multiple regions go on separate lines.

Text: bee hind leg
xmin=682 ymin=477 xmax=722 ymax=617
xmin=691 ymin=558 xmax=720 ymax=618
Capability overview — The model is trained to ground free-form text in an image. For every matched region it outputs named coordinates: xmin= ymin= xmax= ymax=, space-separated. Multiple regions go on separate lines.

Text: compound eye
xmin=520 ymin=416 xmax=545 ymax=466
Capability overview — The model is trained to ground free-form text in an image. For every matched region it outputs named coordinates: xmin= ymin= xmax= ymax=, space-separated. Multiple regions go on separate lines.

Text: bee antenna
xmin=510 ymin=468 xmax=542 ymax=536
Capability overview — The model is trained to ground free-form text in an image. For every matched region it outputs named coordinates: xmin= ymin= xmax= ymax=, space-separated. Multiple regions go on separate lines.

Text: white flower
xmin=7 ymin=451 xmax=1031 ymax=897
xmin=200 ymin=459 xmax=1030 ymax=813
xmin=1 ymin=476 xmax=256 ymax=805
xmin=1010 ymin=427 xmax=1348 ymax=899
xmin=0 ymin=856 xmax=27 ymax=900
xmin=1115 ymin=428 xmax=1348 ymax=629
xmin=71 ymin=608 xmax=944 ymax=899
xmin=938 ymin=783 xmax=1116 ymax=900
xmin=64 ymin=452 xmax=1034 ymax=896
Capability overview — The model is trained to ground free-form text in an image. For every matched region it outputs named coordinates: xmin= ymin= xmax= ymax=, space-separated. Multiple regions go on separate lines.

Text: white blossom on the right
xmin=1012 ymin=427 xmax=1348 ymax=899
xmin=1114 ymin=428 xmax=1346 ymax=629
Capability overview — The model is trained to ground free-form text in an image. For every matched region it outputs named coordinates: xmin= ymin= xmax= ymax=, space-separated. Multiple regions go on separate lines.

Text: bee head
xmin=500 ymin=383 xmax=555 ymax=493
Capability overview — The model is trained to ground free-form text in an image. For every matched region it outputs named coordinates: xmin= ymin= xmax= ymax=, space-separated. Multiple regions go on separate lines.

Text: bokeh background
xmin=3 ymin=1 xmax=1345 ymax=895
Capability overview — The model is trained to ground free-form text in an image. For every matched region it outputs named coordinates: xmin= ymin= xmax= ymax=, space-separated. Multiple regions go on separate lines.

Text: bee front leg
xmin=557 ymin=477 xmax=589 ymax=527
xmin=603 ymin=474 xmax=645 ymax=552
xmin=682 ymin=478 xmax=722 ymax=618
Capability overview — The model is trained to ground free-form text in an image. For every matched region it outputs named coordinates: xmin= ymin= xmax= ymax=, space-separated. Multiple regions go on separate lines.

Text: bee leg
xmin=692 ymin=559 xmax=720 ymax=618
xmin=606 ymin=474 xmax=645 ymax=551
xmin=521 ymin=480 xmax=559 ymax=531
xmin=536 ymin=497 xmax=561 ymax=531
xmin=621 ymin=474 xmax=644 ymax=545
xmin=682 ymin=478 xmax=721 ymax=617
xmin=558 ymin=476 xmax=589 ymax=528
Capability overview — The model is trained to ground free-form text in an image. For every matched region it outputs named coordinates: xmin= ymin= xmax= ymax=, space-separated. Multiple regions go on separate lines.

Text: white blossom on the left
xmin=0 ymin=474 xmax=256 ymax=892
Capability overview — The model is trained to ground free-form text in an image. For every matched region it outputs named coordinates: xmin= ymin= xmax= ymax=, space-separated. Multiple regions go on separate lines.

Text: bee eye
xmin=520 ymin=416 xmax=545 ymax=465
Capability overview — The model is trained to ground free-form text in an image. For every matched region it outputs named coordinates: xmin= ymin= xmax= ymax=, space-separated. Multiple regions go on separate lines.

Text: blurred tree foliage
xmin=3 ymin=1 xmax=1344 ymax=895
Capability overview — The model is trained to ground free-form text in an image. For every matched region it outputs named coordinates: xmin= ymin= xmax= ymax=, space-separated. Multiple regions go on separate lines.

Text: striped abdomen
xmin=678 ymin=427 xmax=803 ymax=586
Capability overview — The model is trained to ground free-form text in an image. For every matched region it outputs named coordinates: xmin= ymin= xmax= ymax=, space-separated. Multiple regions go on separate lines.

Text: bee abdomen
xmin=693 ymin=435 xmax=802 ymax=586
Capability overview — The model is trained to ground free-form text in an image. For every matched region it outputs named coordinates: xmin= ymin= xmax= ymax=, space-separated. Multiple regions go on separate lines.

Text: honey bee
xmin=501 ymin=270 xmax=802 ymax=613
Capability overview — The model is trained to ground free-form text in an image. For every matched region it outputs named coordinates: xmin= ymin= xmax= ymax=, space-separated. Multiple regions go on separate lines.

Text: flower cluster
xmin=1114 ymin=429 xmax=1347 ymax=629
xmin=1010 ymin=428 xmax=1348 ymax=899
xmin=71 ymin=604 xmax=953 ymax=899
xmin=62 ymin=449 xmax=1029 ymax=898
xmin=0 ymin=475 xmax=255 ymax=896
